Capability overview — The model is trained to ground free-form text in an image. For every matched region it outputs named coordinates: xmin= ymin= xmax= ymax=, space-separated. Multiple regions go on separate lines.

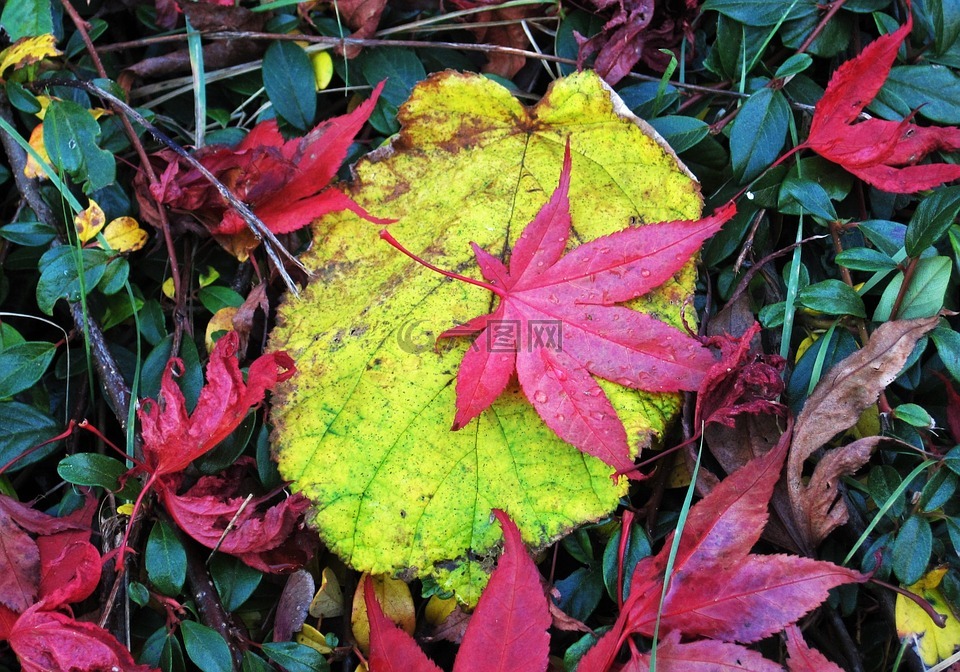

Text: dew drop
xmin=599 ymin=247 xmax=610 ymax=254
xmin=548 ymin=294 xmax=560 ymax=304
xmin=537 ymin=261 xmax=545 ymax=268
xmin=583 ymin=388 xmax=602 ymax=397
xmin=640 ymin=268 xmax=652 ymax=278
xmin=556 ymin=414 xmax=566 ymax=422
xmin=591 ymin=411 xmax=606 ymax=420
xmin=617 ymin=377 xmax=632 ymax=386
xmin=67 ymin=139 xmax=78 ymax=150
xmin=534 ymin=390 xmax=548 ymax=403
xmin=555 ymin=369 xmax=568 ymax=382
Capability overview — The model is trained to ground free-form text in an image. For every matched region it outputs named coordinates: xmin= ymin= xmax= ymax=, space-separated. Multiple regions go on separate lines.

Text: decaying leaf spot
xmin=270 ymin=71 xmax=704 ymax=603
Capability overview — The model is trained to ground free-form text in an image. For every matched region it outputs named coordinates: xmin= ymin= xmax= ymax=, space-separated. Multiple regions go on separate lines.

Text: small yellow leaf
xmin=351 ymin=573 xmax=414 ymax=653
xmin=309 ymin=566 xmax=344 ymax=619
xmin=205 ymin=308 xmax=238 ymax=352
xmin=162 ymin=277 xmax=176 ymax=300
xmin=424 ymin=594 xmax=457 ymax=626
xmin=311 ymin=51 xmax=334 ymax=90
xmin=896 ymin=567 xmax=960 ymax=666
xmin=795 ymin=332 xmax=819 ymax=362
xmin=103 ymin=216 xmax=148 ymax=253
xmin=117 ymin=502 xmax=135 ymax=516
xmin=199 ymin=266 xmax=220 ymax=288
xmin=23 ymin=124 xmax=51 ymax=179
xmin=0 ymin=35 xmax=61 ymax=78
xmin=294 ymin=623 xmax=332 ymax=655
xmin=75 ymin=200 xmax=106 ymax=243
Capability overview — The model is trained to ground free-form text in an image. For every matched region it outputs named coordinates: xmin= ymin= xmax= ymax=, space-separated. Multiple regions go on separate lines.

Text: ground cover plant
xmin=1 ymin=0 xmax=960 ymax=670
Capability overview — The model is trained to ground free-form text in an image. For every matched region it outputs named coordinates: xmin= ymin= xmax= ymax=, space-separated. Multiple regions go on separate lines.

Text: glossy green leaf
xmin=874 ymin=256 xmax=952 ymax=320
xmin=36 ymin=246 xmax=109 ymax=315
xmin=146 ymin=519 xmax=187 ymax=596
xmin=895 ymin=403 xmax=935 ymax=428
xmin=920 ymin=469 xmax=957 ymax=512
xmin=797 ymin=280 xmax=866 ymax=317
xmin=0 ymin=220 xmax=57 ymax=247
xmin=931 ymin=324 xmax=960 ymax=382
xmin=872 ymin=64 xmax=960 ymax=124
xmin=648 ymin=116 xmax=709 ymax=153
xmin=210 ymin=554 xmax=263 ymax=611
xmin=779 ymin=176 xmax=838 ymax=220
xmin=835 ymin=247 xmax=898 ymax=272
xmin=0 ymin=0 xmax=55 ymax=41
xmin=730 ymin=87 xmax=789 ymax=183
xmin=43 ymin=99 xmax=115 ymax=192
xmin=906 ymin=186 xmax=960 ymax=257
xmin=262 ymin=41 xmax=316 ymax=130
xmin=893 ymin=515 xmax=933 ymax=585
xmin=601 ymin=523 xmax=652 ymax=602
xmin=775 ymin=53 xmax=813 ymax=78
xmin=198 ymin=286 xmax=244 ymax=314
xmin=261 ymin=642 xmax=329 ymax=672
xmin=181 ymin=621 xmax=233 ymax=672
xmin=0 ymin=340 xmax=55 ymax=397
xmin=554 ymin=566 xmax=605 ymax=622
xmin=0 ymin=401 xmax=62 ymax=471
xmin=359 ymin=47 xmax=426 ymax=135
xmin=703 ymin=0 xmax=817 ymax=26
xmin=57 ymin=453 xmax=139 ymax=498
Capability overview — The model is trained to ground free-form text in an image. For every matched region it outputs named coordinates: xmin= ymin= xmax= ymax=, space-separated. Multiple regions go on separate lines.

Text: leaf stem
xmin=379 ymin=230 xmax=506 ymax=298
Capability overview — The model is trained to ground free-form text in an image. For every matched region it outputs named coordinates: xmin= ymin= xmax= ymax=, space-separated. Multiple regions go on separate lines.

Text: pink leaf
xmin=0 ymin=513 xmax=39 ymax=613
xmin=785 ymin=624 xmax=844 ymax=672
xmin=626 ymin=630 xmax=784 ymax=672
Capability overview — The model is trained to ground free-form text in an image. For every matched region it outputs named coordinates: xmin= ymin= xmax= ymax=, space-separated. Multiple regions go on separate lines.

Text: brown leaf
xmin=448 ymin=1 xmax=547 ymax=78
xmin=787 ymin=316 xmax=940 ymax=548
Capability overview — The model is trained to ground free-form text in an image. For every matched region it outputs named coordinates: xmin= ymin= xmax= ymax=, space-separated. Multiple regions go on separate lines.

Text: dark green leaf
xmin=872 ymin=64 xmax=960 ymax=124
xmin=775 ymin=53 xmax=813 ymax=79
xmin=835 ymin=247 xmax=898 ymax=272
xmin=0 ymin=341 xmax=56 ymax=397
xmin=129 ymin=581 xmax=151 ymax=607
xmin=860 ymin=219 xmax=907 ymax=257
xmin=242 ymin=652 xmax=274 ymax=672
xmin=0 ymin=401 xmax=62 ymax=471
xmin=57 ymin=453 xmax=133 ymax=494
xmin=703 ymin=0 xmax=817 ymax=26
xmin=210 ymin=554 xmax=263 ymax=611
xmin=181 ymin=621 xmax=233 ymax=672
xmin=561 ymin=528 xmax=594 ymax=565
xmin=906 ymin=186 xmax=960 ymax=257
xmin=554 ymin=567 xmax=605 ymax=622
xmin=868 ymin=465 xmax=905 ymax=519
xmin=98 ymin=257 xmax=130 ymax=296
xmin=648 ymin=116 xmax=709 ymax=153
xmin=0 ymin=0 xmax=55 ymax=40
xmin=263 ymin=41 xmax=316 ymax=130
xmin=730 ymin=87 xmax=789 ymax=183
xmin=894 ymin=403 xmax=934 ymax=428
xmin=931 ymin=324 xmax=960 ymax=382
xmin=874 ymin=256 xmax=952 ymax=320
xmin=36 ymin=246 xmax=110 ymax=315
xmin=780 ymin=11 xmax=852 ymax=58
xmin=198 ymin=286 xmax=245 ymax=314
xmin=146 ymin=519 xmax=187 ymax=596
xmin=359 ymin=48 xmax=426 ymax=135
xmin=779 ymin=176 xmax=838 ymax=220
xmin=945 ymin=446 xmax=960 ymax=476
xmin=797 ymin=280 xmax=866 ymax=317
xmin=5 ymin=82 xmax=41 ymax=114
xmin=262 ymin=642 xmax=329 ymax=672
xmin=920 ymin=469 xmax=957 ymax=512
xmin=617 ymin=82 xmax=680 ymax=118
xmin=161 ymin=632 xmax=186 ymax=672
xmin=601 ymin=523 xmax=651 ymax=603
xmin=0 ymin=220 xmax=57 ymax=246
xmin=892 ymin=515 xmax=933 ymax=584
xmin=43 ymin=99 xmax=115 ymax=192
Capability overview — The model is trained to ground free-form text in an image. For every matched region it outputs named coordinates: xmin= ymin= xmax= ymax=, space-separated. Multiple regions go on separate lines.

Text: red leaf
xmin=799 ymin=10 xmax=960 ymax=193
xmin=623 ymin=630 xmax=783 ymax=672
xmin=139 ymin=82 xmax=389 ymax=255
xmin=138 ymin=331 xmax=295 ymax=477
xmin=366 ymin=510 xmax=549 ymax=672
xmin=36 ymin=539 xmax=102 ymax=609
xmin=159 ymin=459 xmax=313 ymax=573
xmin=0 ymin=512 xmax=39 ymax=614
xmin=784 ymin=624 xmax=844 ymax=672
xmin=8 ymin=607 xmax=155 ymax=672
xmin=381 ymin=145 xmax=734 ymax=471
xmin=580 ymin=433 xmax=867 ymax=668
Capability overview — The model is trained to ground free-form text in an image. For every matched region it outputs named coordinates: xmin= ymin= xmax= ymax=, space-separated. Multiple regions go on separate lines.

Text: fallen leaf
xmin=448 ymin=0 xmax=545 ymax=77
xmin=328 ymin=0 xmax=388 ymax=57
xmin=270 ymin=70 xmax=707 ymax=603
xmin=0 ymin=34 xmax=61 ymax=78
xmin=274 ymin=569 xmax=314 ymax=642
xmin=797 ymin=11 xmax=960 ymax=193
xmin=138 ymin=82 xmax=389 ymax=259
xmin=308 ymin=567 xmax=344 ymax=619
xmin=364 ymin=510 xmax=550 ymax=672
xmin=383 ymin=145 xmax=732 ymax=472
xmin=787 ymin=316 xmax=940 ymax=548
xmin=625 ymin=630 xmax=783 ymax=671
xmin=896 ymin=567 xmax=960 ymax=667
xmin=102 ymin=216 xmax=148 ymax=253
xmin=22 ymin=123 xmax=50 ymax=179
xmin=0 ymin=512 xmax=39 ymax=613
xmin=785 ymin=624 xmax=844 ymax=672
xmin=74 ymin=200 xmax=106 ymax=244
xmin=580 ymin=430 xmax=867 ymax=668
xmin=354 ymin=573 xmax=416 ymax=654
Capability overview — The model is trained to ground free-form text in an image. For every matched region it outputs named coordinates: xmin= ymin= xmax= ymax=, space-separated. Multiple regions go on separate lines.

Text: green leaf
xmin=262 ymin=41 xmax=316 ymax=131
xmin=893 ymin=515 xmax=933 ymax=585
xmin=0 ymin=220 xmax=57 ymax=246
xmin=561 ymin=528 xmax=595 ymax=565
xmin=270 ymin=72 xmax=696 ymax=604
xmin=779 ymin=175 xmax=838 ymax=220
xmin=161 ymin=632 xmax=186 ymax=672
xmin=601 ymin=523 xmax=651 ymax=603
xmin=872 ymin=64 xmax=960 ymax=124
xmin=241 ymin=652 xmax=274 ymax=672
xmin=927 ymin=0 xmax=960 ymax=55
xmin=0 ymin=401 xmax=62 ymax=471
xmin=920 ymin=469 xmax=957 ymax=512
xmin=648 ymin=116 xmax=709 ymax=153
xmin=835 ymin=247 xmax=898 ymax=272
xmin=36 ymin=247 xmax=110 ymax=315
xmin=906 ymin=186 xmax=960 ymax=257
xmin=146 ymin=519 xmax=187 ymax=596
xmin=874 ymin=256 xmax=952 ymax=320
xmin=931 ymin=324 xmax=960 ymax=382
xmin=128 ymin=581 xmax=150 ymax=607
xmin=261 ymin=642 xmax=328 ymax=672
xmin=98 ymin=257 xmax=130 ymax=296
xmin=57 ymin=453 xmax=135 ymax=495
xmin=43 ymin=99 xmax=115 ymax=192
xmin=894 ymin=403 xmax=935 ymax=429
xmin=0 ymin=341 xmax=56 ymax=397
xmin=198 ymin=286 xmax=245 ymax=314
xmin=181 ymin=621 xmax=233 ymax=672
xmin=210 ymin=554 xmax=263 ymax=611
xmin=775 ymin=53 xmax=813 ymax=78
xmin=703 ymin=0 xmax=817 ymax=26
xmin=5 ymin=82 xmax=42 ymax=114
xmin=797 ymin=280 xmax=866 ymax=317
xmin=554 ymin=566 xmax=605 ymax=622
xmin=359 ymin=47 xmax=426 ymax=135
xmin=0 ymin=0 xmax=55 ymax=40
xmin=730 ymin=87 xmax=789 ymax=183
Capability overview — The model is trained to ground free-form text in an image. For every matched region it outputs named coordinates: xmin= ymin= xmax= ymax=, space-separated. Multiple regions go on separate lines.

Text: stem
xmin=890 ymin=257 xmax=919 ymax=320
xmin=797 ymin=0 xmax=848 ymax=55
xmin=871 ymin=578 xmax=948 ymax=628
xmin=379 ymin=230 xmax=506 ymax=298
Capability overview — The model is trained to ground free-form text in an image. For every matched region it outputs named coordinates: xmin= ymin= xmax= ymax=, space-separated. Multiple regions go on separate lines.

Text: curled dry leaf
xmin=787 ymin=316 xmax=940 ymax=548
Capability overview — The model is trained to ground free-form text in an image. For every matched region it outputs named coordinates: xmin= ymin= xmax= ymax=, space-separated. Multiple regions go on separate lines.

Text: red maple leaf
xmin=381 ymin=145 xmax=734 ymax=473
xmin=784 ymin=624 xmax=844 ymax=672
xmin=139 ymin=81 xmax=389 ymax=256
xmin=795 ymin=8 xmax=960 ymax=193
xmin=0 ymin=495 xmax=155 ymax=672
xmin=364 ymin=509 xmax=550 ymax=672
xmin=579 ymin=432 xmax=866 ymax=670
xmin=119 ymin=332 xmax=297 ymax=568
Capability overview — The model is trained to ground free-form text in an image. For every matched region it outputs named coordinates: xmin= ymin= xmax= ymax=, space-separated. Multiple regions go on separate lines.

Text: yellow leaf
xmin=117 ymin=502 xmax=135 ymax=516
xmin=796 ymin=332 xmax=819 ymax=362
xmin=162 ymin=277 xmax=176 ymax=300
xmin=205 ymin=308 xmax=238 ymax=352
xmin=270 ymin=71 xmax=701 ymax=604
xmin=0 ymin=35 xmax=61 ymax=79
xmin=309 ymin=566 xmax=344 ymax=619
xmin=103 ymin=216 xmax=148 ymax=253
xmin=199 ymin=266 xmax=220 ymax=288
xmin=75 ymin=200 xmax=106 ymax=243
xmin=424 ymin=594 xmax=457 ymax=626
xmin=311 ymin=51 xmax=334 ymax=90
xmin=23 ymin=123 xmax=51 ymax=179
xmin=294 ymin=624 xmax=333 ymax=655
xmin=351 ymin=574 xmax=414 ymax=653
xmin=896 ymin=567 xmax=960 ymax=666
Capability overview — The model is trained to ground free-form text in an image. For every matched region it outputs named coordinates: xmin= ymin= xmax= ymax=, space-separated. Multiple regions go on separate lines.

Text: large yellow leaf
xmin=270 ymin=71 xmax=703 ymax=604
xmin=896 ymin=567 xmax=960 ymax=666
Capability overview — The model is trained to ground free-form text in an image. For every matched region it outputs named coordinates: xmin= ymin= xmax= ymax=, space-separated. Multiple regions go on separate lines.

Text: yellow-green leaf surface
xmin=271 ymin=71 xmax=703 ymax=604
